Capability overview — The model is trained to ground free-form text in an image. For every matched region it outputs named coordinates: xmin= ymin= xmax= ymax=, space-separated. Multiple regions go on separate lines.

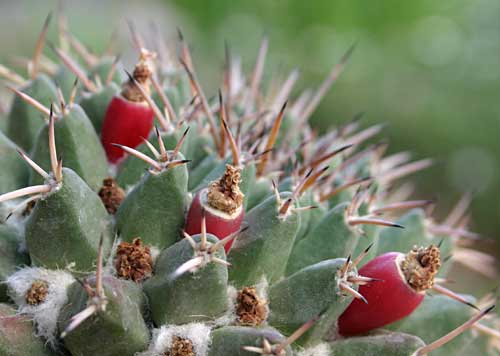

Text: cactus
xmin=0 ymin=12 xmax=497 ymax=356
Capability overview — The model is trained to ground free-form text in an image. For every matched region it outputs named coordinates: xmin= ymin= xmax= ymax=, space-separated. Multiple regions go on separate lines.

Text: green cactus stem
xmin=0 ymin=303 xmax=55 ymax=356
xmin=0 ymin=225 xmax=29 ymax=302
xmin=144 ymin=232 xmax=230 ymax=325
xmin=115 ymin=134 xmax=188 ymax=249
xmin=79 ymin=83 xmax=120 ymax=133
xmin=26 ymin=167 xmax=111 ymax=271
xmin=326 ymin=330 xmax=425 ymax=356
xmin=229 ymin=192 xmax=300 ymax=287
xmin=6 ymin=75 xmax=58 ymax=151
xmin=0 ymin=132 xmax=29 ymax=194
xmin=59 ymin=276 xmax=149 ymax=356
xmin=30 ymin=103 xmax=108 ymax=191
xmin=208 ymin=326 xmax=293 ymax=356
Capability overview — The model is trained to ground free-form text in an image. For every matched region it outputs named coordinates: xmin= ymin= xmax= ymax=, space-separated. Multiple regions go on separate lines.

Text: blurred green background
xmin=0 ymin=0 xmax=499 ymax=247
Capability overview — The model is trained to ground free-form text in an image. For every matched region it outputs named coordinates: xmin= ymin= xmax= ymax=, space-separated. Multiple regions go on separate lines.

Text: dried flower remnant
xmin=98 ymin=177 xmax=125 ymax=214
xmin=25 ymin=280 xmax=49 ymax=305
xmin=115 ymin=238 xmax=153 ymax=282
xmin=163 ymin=336 xmax=195 ymax=356
xmin=236 ymin=287 xmax=267 ymax=326
xmin=207 ymin=164 xmax=244 ymax=214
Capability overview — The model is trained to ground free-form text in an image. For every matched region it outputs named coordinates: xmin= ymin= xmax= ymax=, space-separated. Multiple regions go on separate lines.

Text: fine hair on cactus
xmin=0 ymin=6 xmax=498 ymax=356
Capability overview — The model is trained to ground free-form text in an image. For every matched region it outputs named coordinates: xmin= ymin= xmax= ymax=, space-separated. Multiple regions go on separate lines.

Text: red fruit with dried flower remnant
xmin=338 ymin=245 xmax=441 ymax=336
xmin=185 ymin=164 xmax=245 ymax=252
xmin=101 ymin=50 xmax=155 ymax=163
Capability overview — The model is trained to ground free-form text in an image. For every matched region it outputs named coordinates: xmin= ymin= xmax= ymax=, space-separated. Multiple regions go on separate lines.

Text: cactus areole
xmin=100 ymin=50 xmax=155 ymax=163
xmin=185 ymin=164 xmax=245 ymax=252
xmin=338 ymin=245 xmax=441 ymax=336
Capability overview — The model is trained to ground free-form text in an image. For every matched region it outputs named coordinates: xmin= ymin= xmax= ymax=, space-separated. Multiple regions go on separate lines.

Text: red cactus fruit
xmin=185 ymin=164 xmax=245 ymax=252
xmin=101 ymin=50 xmax=155 ymax=163
xmin=338 ymin=245 xmax=441 ymax=336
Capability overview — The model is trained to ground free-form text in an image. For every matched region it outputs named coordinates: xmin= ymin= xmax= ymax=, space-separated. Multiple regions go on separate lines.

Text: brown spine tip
xmin=121 ymin=50 xmax=154 ymax=102
xmin=400 ymin=245 xmax=441 ymax=292
xmin=25 ymin=280 xmax=49 ymax=305
xmin=98 ymin=177 xmax=125 ymax=215
xmin=206 ymin=164 xmax=244 ymax=214
xmin=236 ymin=287 xmax=268 ymax=326
xmin=164 ymin=336 xmax=195 ymax=356
xmin=115 ymin=238 xmax=153 ymax=282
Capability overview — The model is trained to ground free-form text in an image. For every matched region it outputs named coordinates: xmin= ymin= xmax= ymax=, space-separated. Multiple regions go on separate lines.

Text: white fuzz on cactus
xmin=212 ymin=285 xmax=238 ymax=327
xmin=6 ymin=267 xmax=75 ymax=344
xmin=139 ymin=323 xmax=211 ymax=356
xmin=296 ymin=343 xmax=331 ymax=356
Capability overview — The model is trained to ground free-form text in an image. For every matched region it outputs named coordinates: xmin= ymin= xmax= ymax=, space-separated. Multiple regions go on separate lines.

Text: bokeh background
xmin=0 ymin=0 xmax=498 ymax=293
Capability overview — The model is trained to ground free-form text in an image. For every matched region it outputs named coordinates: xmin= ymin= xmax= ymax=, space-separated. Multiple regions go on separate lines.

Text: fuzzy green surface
xmin=53 ymin=66 xmax=79 ymax=99
xmin=278 ymin=177 xmax=313 ymax=240
xmin=245 ymin=176 xmax=273 ymax=211
xmin=386 ymin=294 xmax=478 ymax=356
xmin=0 ymin=225 xmax=29 ymax=302
xmin=6 ymin=74 xmax=58 ymax=151
xmin=0 ymin=115 xmax=6 ymax=133
xmin=143 ymin=234 xmax=228 ymax=325
xmin=327 ymin=330 xmax=425 ymax=356
xmin=187 ymin=154 xmax=221 ymax=191
xmin=25 ymin=167 xmax=111 ymax=271
xmin=229 ymin=192 xmax=300 ymax=287
xmin=457 ymin=317 xmax=497 ymax=355
xmin=79 ymin=83 xmax=119 ymax=134
xmin=0 ymin=303 xmax=55 ymax=355
xmin=208 ymin=326 xmax=292 ymax=356
xmin=269 ymin=258 xmax=354 ymax=343
xmin=116 ymin=154 xmax=187 ymax=249
xmin=299 ymin=202 xmax=328 ymax=243
xmin=181 ymin=122 xmax=213 ymax=168
xmin=374 ymin=209 xmax=430 ymax=256
xmin=286 ymin=202 xmax=356 ymax=276
xmin=0 ymin=131 xmax=29 ymax=193
xmin=29 ymin=104 xmax=108 ymax=191
xmin=59 ymin=276 xmax=149 ymax=356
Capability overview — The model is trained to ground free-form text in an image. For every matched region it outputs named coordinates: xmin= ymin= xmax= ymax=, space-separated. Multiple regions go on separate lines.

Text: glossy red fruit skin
xmin=338 ymin=252 xmax=425 ymax=336
xmin=185 ymin=188 xmax=244 ymax=252
xmin=101 ymin=96 xmax=154 ymax=163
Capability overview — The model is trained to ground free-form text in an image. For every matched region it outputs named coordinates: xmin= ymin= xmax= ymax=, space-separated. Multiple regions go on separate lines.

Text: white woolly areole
xmin=296 ymin=343 xmax=331 ymax=356
xmin=254 ymin=276 xmax=270 ymax=311
xmin=138 ymin=323 xmax=211 ymax=356
xmin=149 ymin=245 xmax=161 ymax=263
xmin=6 ymin=267 xmax=75 ymax=345
xmin=256 ymin=277 xmax=270 ymax=323
xmin=216 ymin=276 xmax=270 ymax=327
xmin=107 ymin=163 xmax=119 ymax=178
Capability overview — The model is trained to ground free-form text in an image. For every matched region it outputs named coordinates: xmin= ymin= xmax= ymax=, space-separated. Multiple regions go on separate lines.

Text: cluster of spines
xmin=0 ymin=10 xmax=497 ymax=356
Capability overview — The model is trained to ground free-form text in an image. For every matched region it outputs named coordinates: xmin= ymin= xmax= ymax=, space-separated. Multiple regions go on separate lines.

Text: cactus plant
xmin=0 ymin=12 xmax=497 ymax=356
